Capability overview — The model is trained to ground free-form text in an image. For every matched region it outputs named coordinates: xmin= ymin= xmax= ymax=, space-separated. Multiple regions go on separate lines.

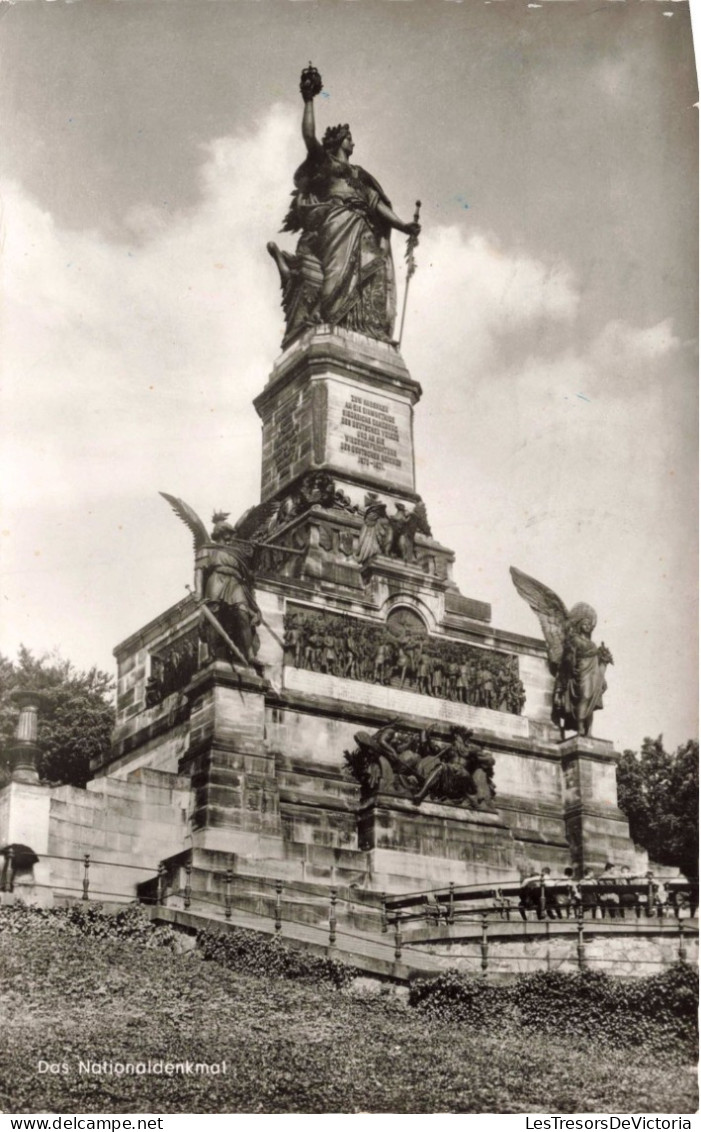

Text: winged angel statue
xmin=510 ymin=567 xmax=614 ymax=739
xmin=160 ymin=493 xmax=283 ymax=668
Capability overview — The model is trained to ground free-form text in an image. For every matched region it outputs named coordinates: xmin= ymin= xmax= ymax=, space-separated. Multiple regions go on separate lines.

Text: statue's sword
xmin=253 ymin=539 xmax=305 ymax=555
xmin=398 ymin=200 xmax=422 ymax=348
xmin=185 ymin=585 xmax=250 ymax=668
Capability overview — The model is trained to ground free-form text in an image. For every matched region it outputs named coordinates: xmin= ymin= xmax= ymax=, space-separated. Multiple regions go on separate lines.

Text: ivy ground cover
xmin=0 ymin=908 xmax=696 ymax=1114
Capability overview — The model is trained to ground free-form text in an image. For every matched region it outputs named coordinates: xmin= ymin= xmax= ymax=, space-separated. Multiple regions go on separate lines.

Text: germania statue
xmin=267 ymin=64 xmax=421 ymax=347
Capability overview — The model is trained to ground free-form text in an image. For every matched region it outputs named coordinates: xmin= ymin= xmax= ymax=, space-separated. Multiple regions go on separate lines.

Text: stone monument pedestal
xmin=359 ymin=793 xmax=518 ymax=890
xmin=94 ymin=323 xmax=640 ymax=902
xmin=179 ymin=662 xmax=283 ymax=858
xmin=560 ymin=735 xmax=636 ymax=870
xmin=254 ymin=325 xmax=422 ymax=511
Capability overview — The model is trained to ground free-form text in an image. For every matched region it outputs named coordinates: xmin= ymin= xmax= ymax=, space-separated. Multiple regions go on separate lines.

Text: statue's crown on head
xmin=322 ymin=123 xmax=351 ymax=152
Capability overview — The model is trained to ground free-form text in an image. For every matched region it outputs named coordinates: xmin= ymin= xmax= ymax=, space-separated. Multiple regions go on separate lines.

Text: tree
xmin=616 ymin=735 xmax=699 ymax=879
xmin=0 ymin=646 xmax=115 ymax=789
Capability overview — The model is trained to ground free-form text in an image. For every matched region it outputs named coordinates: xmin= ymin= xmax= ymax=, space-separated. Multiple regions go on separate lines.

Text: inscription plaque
xmin=261 ymin=375 xmax=416 ymax=498
xmin=339 ymin=394 xmax=401 ymax=471
xmin=325 ymin=379 xmax=414 ymax=491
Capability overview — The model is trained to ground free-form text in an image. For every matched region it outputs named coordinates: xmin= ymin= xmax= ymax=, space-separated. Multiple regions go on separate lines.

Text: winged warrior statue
xmin=160 ymin=493 xmax=282 ymax=668
xmin=510 ymin=566 xmax=613 ymax=739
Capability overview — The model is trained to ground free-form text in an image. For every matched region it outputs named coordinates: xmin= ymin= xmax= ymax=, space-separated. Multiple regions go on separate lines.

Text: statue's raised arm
xmin=267 ymin=64 xmax=421 ymax=348
xmin=299 ymin=63 xmax=324 ymax=154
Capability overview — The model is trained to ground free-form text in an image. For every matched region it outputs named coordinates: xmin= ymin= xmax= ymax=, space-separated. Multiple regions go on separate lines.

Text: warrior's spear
xmin=397 ymin=200 xmax=422 ymax=349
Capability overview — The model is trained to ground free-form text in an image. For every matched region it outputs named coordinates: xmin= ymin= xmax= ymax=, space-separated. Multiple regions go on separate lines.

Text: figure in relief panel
xmin=159 ymin=493 xmax=295 ymax=668
xmin=387 ymin=499 xmax=432 ymax=563
xmin=356 ymin=493 xmax=390 ymax=563
xmin=282 ymin=607 xmax=527 ymax=716
xmin=344 ymin=721 xmax=497 ymax=809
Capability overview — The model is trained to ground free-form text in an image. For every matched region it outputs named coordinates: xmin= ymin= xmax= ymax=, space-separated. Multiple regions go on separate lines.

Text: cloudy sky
xmin=0 ymin=0 xmax=697 ymax=753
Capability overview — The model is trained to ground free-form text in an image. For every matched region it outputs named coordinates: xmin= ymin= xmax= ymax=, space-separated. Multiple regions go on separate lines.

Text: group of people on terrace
xmin=517 ymin=864 xmax=697 ymax=921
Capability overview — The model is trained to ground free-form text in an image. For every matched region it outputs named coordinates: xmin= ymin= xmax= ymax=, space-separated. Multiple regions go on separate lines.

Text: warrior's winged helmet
xmin=159 ymin=493 xmax=280 ymax=551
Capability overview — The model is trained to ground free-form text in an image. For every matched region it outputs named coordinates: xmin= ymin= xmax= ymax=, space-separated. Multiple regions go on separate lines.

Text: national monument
xmin=2 ymin=68 xmax=689 ymax=975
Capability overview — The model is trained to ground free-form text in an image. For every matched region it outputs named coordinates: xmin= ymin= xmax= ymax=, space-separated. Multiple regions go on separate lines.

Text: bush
xmin=2 ymin=902 xmax=695 ymax=1051
xmin=408 ymin=968 xmax=513 ymax=1026
xmin=65 ymin=901 xmax=180 ymax=949
xmin=409 ymin=964 xmax=698 ymax=1054
xmin=0 ymin=903 xmax=356 ymax=987
xmin=0 ymin=902 xmax=67 ymax=936
xmin=195 ymin=925 xmax=357 ymax=988
xmin=0 ymin=901 xmax=178 ymax=949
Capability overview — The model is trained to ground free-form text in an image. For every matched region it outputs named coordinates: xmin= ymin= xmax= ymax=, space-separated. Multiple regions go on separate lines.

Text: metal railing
xmin=0 ymin=848 xmax=696 ymax=976
xmin=382 ymin=876 xmax=699 ymax=926
xmin=146 ymin=857 xmax=698 ymax=974
xmin=0 ymin=849 xmax=158 ymax=902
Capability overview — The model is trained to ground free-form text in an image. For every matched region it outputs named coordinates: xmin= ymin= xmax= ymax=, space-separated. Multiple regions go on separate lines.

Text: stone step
xmin=50 ymin=791 xmax=105 ymax=811
xmin=49 ymin=809 xmax=181 ymax=840
xmin=149 ymin=849 xmax=386 ymax=937
xmin=182 ymin=840 xmax=373 ymax=887
xmin=161 ymin=869 xmax=383 ymax=936
xmin=158 ymin=847 xmax=377 ymax=900
xmin=84 ymin=773 xmax=186 ymax=806
xmin=149 ymin=902 xmax=436 ymax=981
xmin=278 ymin=768 xmax=359 ymax=805
xmin=125 ymin=767 xmax=190 ymax=791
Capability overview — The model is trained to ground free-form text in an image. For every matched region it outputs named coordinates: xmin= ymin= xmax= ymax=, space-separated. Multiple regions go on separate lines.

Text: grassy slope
xmin=0 ymin=933 xmax=697 ymax=1115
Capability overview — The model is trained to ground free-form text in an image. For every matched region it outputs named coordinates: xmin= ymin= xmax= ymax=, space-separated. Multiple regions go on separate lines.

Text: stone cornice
xmin=113 ymin=596 xmax=197 ymax=659
xmin=254 ymin=326 xmax=422 ymax=419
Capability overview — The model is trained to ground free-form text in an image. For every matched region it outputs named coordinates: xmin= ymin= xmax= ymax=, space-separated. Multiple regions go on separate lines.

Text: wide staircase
xmin=135 ymin=846 xmax=436 ymax=978
xmin=12 ymin=767 xmax=696 ymax=984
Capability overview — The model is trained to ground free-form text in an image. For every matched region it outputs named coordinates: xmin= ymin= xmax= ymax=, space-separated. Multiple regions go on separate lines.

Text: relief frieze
xmin=283 ymin=606 xmax=526 ymax=714
xmin=146 ymin=628 xmax=200 ymax=707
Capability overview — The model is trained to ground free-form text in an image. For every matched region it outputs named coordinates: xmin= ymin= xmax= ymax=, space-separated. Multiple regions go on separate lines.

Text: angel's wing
xmin=159 ymin=492 xmax=209 ymax=551
xmin=409 ymin=499 xmax=432 ymax=538
xmin=509 ymin=566 xmax=569 ymax=669
xmin=232 ymin=500 xmax=282 ymax=542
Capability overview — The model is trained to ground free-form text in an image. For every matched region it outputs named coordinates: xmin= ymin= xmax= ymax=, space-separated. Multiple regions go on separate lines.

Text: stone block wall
xmin=255 ymin=326 xmax=421 ymax=506
xmin=48 ymin=769 xmax=190 ymax=864
xmin=115 ymin=644 xmax=150 ymax=726
xmin=0 ymin=765 xmax=190 ymax=907
xmin=517 ymin=653 xmax=553 ymax=724
xmin=421 ymin=922 xmax=698 ymax=978
xmin=94 ymin=515 xmax=636 ymax=896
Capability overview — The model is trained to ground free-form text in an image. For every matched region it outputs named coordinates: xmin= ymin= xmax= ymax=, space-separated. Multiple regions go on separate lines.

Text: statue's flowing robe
xmin=201 ymin=542 xmax=261 ymax=661
xmin=555 ymin=632 xmax=607 ymax=733
xmin=356 ymin=500 xmax=389 ymax=562
xmin=285 ymin=145 xmax=397 ymax=340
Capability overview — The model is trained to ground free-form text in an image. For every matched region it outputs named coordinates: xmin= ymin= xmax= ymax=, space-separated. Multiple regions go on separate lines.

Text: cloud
xmin=1 ymin=104 xmax=300 ymax=512
xmin=400 ymin=221 xmax=690 ymax=588
xmin=405 ymin=278 xmax=695 ymax=751
xmin=404 ymin=226 xmax=579 ymax=388
xmin=410 ymin=293 xmax=688 ymax=557
xmin=1 ymin=109 xmax=584 ymax=520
